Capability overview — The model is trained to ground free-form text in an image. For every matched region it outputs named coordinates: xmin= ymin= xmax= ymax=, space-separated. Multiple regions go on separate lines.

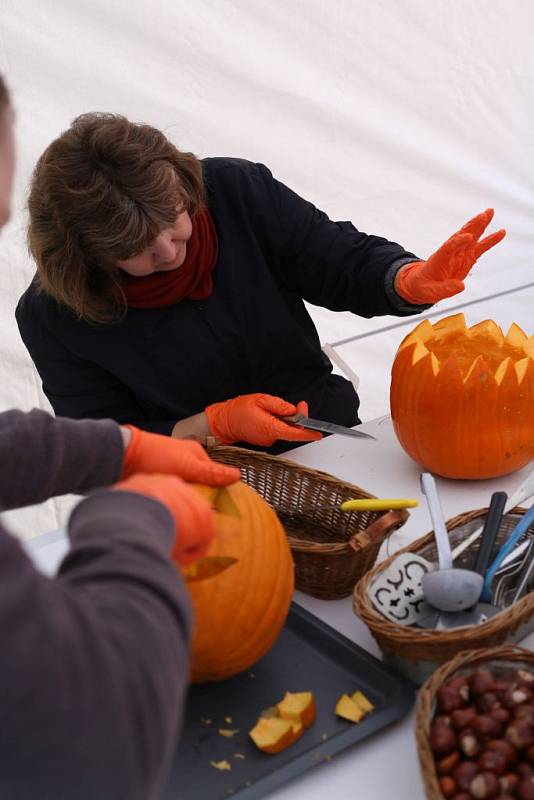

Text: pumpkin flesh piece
xmin=249 ymin=717 xmax=300 ymax=754
xmin=335 ymin=694 xmax=364 ymax=723
xmin=276 ymin=691 xmax=316 ymax=729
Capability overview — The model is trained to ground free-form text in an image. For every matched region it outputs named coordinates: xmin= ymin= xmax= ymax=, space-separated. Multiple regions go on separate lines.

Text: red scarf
xmin=122 ymin=207 xmax=218 ymax=308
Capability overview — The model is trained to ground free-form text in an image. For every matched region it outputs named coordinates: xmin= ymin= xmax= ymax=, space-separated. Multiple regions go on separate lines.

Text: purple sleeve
xmin=0 ymin=489 xmax=192 ymax=800
xmin=0 ymin=408 xmax=124 ymax=509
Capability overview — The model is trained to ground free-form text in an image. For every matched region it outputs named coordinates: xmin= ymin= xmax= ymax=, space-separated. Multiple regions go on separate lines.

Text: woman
xmin=17 ymin=113 xmax=505 ymax=452
xmin=0 ymin=78 xmax=241 ymax=799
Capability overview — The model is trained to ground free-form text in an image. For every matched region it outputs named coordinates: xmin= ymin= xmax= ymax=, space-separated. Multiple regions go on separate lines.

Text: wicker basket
xmin=208 ymin=445 xmax=409 ymax=600
xmin=353 ymin=507 xmax=534 ymax=684
xmin=415 ymin=644 xmax=534 ymax=800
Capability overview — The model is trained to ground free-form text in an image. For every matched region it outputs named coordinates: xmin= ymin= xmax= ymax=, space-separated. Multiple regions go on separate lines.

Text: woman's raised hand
xmin=395 ymin=209 xmax=505 ymax=305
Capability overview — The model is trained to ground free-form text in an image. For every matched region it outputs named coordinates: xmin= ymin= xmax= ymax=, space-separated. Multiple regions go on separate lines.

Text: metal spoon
xmin=420 ymin=473 xmax=483 ymax=612
xmin=435 ymin=491 xmax=506 ymax=628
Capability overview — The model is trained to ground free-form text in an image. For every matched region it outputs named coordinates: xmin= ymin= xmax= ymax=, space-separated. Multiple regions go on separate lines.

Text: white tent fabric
xmin=0 ymin=0 xmax=532 ymax=538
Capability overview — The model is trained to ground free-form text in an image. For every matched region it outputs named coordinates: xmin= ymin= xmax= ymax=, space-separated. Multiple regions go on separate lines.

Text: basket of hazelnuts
xmin=415 ymin=645 xmax=534 ymax=800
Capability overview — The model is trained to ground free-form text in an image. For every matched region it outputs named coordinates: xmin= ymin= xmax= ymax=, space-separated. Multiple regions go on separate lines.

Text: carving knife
xmin=281 ymin=413 xmax=376 ymax=440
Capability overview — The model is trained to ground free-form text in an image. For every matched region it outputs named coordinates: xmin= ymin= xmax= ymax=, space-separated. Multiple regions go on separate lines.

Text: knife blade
xmin=281 ymin=414 xmax=376 ymax=440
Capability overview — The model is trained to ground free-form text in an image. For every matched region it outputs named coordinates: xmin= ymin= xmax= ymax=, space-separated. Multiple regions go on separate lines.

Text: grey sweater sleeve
xmin=0 ymin=490 xmax=193 ymax=800
xmin=0 ymin=408 xmax=193 ymax=798
xmin=0 ymin=408 xmax=124 ymax=509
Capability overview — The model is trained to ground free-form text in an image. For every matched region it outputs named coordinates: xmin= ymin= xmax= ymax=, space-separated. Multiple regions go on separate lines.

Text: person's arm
xmin=0 ymin=408 xmax=124 ymax=509
xmin=250 ymin=162 xmax=423 ymax=318
xmin=0 ymin=490 xmax=192 ymax=800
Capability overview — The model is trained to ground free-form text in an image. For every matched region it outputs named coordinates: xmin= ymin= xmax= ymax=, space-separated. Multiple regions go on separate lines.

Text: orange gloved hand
xmin=113 ymin=473 xmax=215 ymax=565
xmin=205 ymin=394 xmax=323 ymax=447
xmin=395 ymin=208 xmax=506 ymax=305
xmin=121 ymin=425 xmax=240 ymax=485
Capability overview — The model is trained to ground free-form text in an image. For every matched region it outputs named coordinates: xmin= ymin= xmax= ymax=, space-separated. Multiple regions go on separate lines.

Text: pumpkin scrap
xmin=335 ymin=694 xmax=364 ymax=723
xmin=249 ymin=717 xmax=303 ymax=754
xmin=351 ymin=690 xmax=375 ymax=714
xmin=276 ymin=691 xmax=316 ymax=728
xmin=179 ymin=481 xmax=294 ymax=683
xmin=218 ymin=728 xmax=240 ymax=738
xmin=210 ymin=759 xmax=232 ymax=771
xmin=335 ymin=690 xmax=374 ymax=723
xmin=390 ymin=313 xmax=534 ymax=479
xmin=249 ymin=691 xmax=315 ymax=753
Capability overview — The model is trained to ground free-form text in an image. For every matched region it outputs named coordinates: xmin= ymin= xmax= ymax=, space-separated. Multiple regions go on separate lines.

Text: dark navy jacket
xmin=16 ymin=158 xmax=424 ymax=440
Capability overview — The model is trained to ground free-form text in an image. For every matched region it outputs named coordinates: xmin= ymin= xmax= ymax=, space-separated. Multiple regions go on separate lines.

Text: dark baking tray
xmin=161 ymin=603 xmax=414 ymax=800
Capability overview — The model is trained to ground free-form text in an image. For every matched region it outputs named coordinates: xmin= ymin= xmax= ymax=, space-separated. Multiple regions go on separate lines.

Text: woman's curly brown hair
xmin=28 ymin=113 xmax=205 ymax=322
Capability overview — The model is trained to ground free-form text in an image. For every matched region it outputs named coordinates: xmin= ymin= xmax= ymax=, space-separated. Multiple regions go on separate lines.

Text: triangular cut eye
xmin=182 ymin=556 xmax=238 ymax=582
xmin=215 ymin=487 xmax=241 ymax=519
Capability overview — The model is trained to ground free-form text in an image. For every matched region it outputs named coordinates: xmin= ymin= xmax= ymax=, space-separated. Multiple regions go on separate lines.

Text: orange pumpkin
xmin=390 ymin=313 xmax=534 ymax=479
xmin=180 ymin=481 xmax=294 ymax=683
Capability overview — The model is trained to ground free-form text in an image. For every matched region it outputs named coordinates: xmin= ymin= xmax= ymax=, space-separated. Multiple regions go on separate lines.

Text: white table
xmin=23 ymin=415 xmax=534 ymax=800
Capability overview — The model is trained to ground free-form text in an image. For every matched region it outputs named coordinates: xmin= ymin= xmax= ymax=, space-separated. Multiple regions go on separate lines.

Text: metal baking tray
xmin=161 ymin=603 xmax=414 ymax=799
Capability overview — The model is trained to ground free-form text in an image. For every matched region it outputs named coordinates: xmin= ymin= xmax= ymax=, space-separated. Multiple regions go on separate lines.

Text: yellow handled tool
xmin=338 ymin=498 xmax=418 ymax=512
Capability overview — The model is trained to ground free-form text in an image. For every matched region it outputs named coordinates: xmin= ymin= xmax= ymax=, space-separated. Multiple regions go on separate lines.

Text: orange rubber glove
xmin=205 ymin=395 xmax=323 ymax=447
xmin=113 ymin=473 xmax=215 ymax=565
xmin=395 ymin=208 xmax=506 ymax=305
xmin=121 ymin=425 xmax=240 ymax=485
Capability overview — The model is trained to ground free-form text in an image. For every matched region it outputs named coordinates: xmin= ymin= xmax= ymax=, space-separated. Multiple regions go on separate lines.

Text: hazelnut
xmin=472 ymin=714 xmax=503 ymax=739
xmin=515 ymin=705 xmax=534 ymax=725
xmin=434 ymin=714 xmax=453 ymax=727
xmin=505 ymin=720 xmax=534 ymax=750
xmin=459 ymin=729 xmax=480 ymax=758
xmin=438 ymin=685 xmax=468 ymax=714
xmin=452 ymin=761 xmax=478 ymax=791
xmin=476 ymin=692 xmax=500 ymax=713
xmin=449 ymin=795 xmax=470 ymax=800
xmin=526 ymin=744 xmax=534 ymax=765
xmin=488 ymin=706 xmax=510 ymax=725
xmin=483 ymin=738 xmax=517 ymax=766
xmin=503 ymin=686 xmax=532 ymax=708
xmin=517 ymin=669 xmax=534 ymax=685
xmin=451 ymin=707 xmax=477 ymax=730
xmin=470 ymin=671 xmax=496 ymax=696
xmin=429 ymin=723 xmax=458 ymax=756
xmin=436 ymin=751 xmax=460 ymax=775
xmin=518 ymin=776 xmax=534 ymax=800
xmin=517 ymin=763 xmax=534 ymax=779
xmin=499 ymin=772 xmax=519 ymax=794
xmin=477 ymin=748 xmax=508 ymax=775
xmin=469 ymin=771 xmax=500 ymax=799
xmin=439 ymin=776 xmax=457 ymax=798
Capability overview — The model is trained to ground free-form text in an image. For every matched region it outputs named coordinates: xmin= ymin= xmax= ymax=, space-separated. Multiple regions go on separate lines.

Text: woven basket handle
xmin=348 ymin=509 xmax=410 ymax=553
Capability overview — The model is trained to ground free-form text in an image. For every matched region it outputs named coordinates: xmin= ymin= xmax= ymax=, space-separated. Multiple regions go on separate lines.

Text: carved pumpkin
xmin=390 ymin=313 xmax=534 ymax=479
xmin=180 ymin=481 xmax=294 ymax=683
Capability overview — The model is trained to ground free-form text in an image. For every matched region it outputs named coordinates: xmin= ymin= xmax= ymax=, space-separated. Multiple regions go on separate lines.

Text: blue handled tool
xmin=481 ymin=502 xmax=534 ymax=602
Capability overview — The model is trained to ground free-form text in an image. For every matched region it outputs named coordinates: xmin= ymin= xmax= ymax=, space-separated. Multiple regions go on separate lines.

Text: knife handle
xmin=340 ymin=498 xmax=419 ymax=512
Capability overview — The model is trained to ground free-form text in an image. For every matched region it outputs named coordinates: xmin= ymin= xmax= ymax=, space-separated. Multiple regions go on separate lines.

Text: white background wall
xmin=0 ymin=0 xmax=532 ymax=537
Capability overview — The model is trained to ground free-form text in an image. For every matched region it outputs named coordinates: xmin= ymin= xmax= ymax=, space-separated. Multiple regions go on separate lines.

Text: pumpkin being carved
xmin=179 ymin=481 xmax=294 ymax=683
xmin=390 ymin=313 xmax=534 ymax=479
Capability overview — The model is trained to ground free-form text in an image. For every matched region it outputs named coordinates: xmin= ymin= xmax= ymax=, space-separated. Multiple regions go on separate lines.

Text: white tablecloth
xmin=23 ymin=415 xmax=534 ymax=800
